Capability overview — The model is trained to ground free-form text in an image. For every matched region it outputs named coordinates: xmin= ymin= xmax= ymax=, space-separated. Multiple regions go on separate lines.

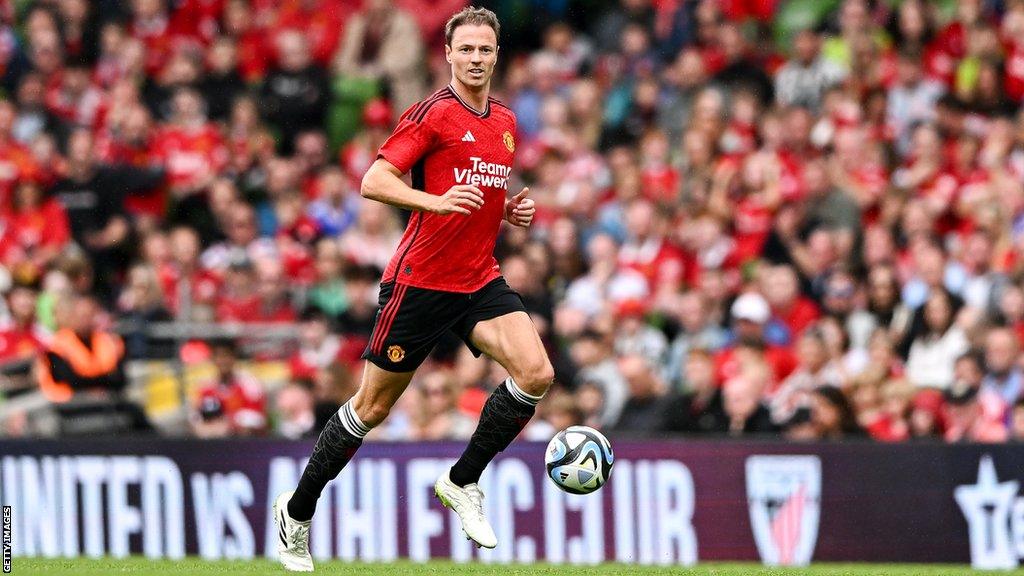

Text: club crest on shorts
xmin=745 ymin=455 xmax=821 ymax=567
xmin=387 ymin=345 xmax=405 ymax=363
xmin=502 ymin=131 xmax=515 ymax=153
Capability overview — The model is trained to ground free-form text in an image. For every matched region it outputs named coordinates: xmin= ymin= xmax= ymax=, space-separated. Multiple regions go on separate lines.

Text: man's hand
xmin=431 ymin=185 xmax=484 ymax=215
xmin=504 ymin=187 xmax=535 ymax=227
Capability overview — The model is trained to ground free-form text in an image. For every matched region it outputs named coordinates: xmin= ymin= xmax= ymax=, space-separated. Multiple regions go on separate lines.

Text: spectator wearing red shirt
xmin=225 ymin=95 xmax=275 ymax=177
xmin=0 ymin=282 xmax=49 ymax=367
xmin=944 ymin=381 xmax=1008 ymax=443
xmin=44 ymin=56 xmax=108 ymax=132
xmin=169 ymin=0 xmax=224 ymax=46
xmin=219 ymin=257 xmax=296 ymax=326
xmin=272 ymin=194 xmax=320 ymax=285
xmin=150 ymin=87 xmax=228 ymax=206
xmin=293 ymin=131 xmax=330 ymax=198
xmin=96 ymin=103 xmax=165 ymax=222
xmin=160 ymin=226 xmax=221 ymax=320
xmin=1004 ymin=15 xmax=1024 ymax=101
xmin=289 ymin=308 xmax=363 ymax=382
xmin=274 ymin=0 xmax=350 ymax=68
xmin=339 ymin=99 xmax=393 ymax=188
xmin=193 ymin=338 xmax=267 ymax=435
xmin=0 ymin=178 xmax=70 ymax=275
xmin=618 ymin=198 xmax=686 ymax=308
xmin=223 ymin=258 xmax=298 ymax=360
xmin=761 ymin=264 xmax=820 ymax=343
xmin=677 ymin=212 xmax=740 ymax=290
xmin=715 ymin=292 xmax=797 ymax=392
xmin=637 ymin=130 xmax=679 ymax=205
xmin=933 ymin=0 xmax=984 ymax=66
xmin=853 ymin=375 xmax=911 ymax=442
xmin=129 ymin=0 xmax=181 ymax=75
xmin=214 ymin=258 xmax=258 ymax=322
xmin=221 ymin=0 xmax=273 ymax=83
xmin=709 ymin=152 xmax=782 ymax=263
xmin=0 ymin=101 xmax=40 ymax=208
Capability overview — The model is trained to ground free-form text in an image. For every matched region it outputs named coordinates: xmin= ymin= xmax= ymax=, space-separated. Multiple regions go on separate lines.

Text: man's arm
xmin=360 ymin=158 xmax=484 ymax=215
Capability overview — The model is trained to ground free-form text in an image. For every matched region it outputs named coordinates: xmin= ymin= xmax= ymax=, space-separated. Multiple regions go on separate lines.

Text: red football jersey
xmin=151 ymin=124 xmax=229 ymax=189
xmin=376 ymin=85 xmax=517 ymax=292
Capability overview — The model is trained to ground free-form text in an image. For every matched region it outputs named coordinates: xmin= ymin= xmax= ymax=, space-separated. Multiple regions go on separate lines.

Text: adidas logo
xmin=462 ymin=131 xmax=476 ymax=142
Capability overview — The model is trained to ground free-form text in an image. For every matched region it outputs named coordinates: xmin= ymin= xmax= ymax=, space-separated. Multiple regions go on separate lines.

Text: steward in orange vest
xmin=35 ymin=296 xmax=126 ymax=403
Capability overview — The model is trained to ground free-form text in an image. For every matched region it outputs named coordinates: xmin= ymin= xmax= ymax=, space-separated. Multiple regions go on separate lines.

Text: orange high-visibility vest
xmin=36 ymin=329 xmax=124 ymax=403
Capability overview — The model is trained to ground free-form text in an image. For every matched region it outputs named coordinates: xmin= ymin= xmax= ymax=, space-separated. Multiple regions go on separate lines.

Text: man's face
xmin=986 ymin=331 xmax=1018 ymax=375
xmin=794 ymin=31 xmax=818 ymax=63
xmin=71 ymin=300 xmax=96 ymax=334
xmin=212 ymin=348 xmax=235 ymax=376
xmin=8 ymin=288 xmax=36 ymax=323
xmin=954 ymin=358 xmax=984 ymax=387
xmin=300 ymin=319 xmax=327 ymax=347
xmin=69 ymin=131 xmax=94 ymax=165
xmin=446 ymin=24 xmax=498 ymax=90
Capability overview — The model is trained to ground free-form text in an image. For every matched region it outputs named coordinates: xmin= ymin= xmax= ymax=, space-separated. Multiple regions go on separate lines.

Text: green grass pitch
xmin=10 ymin=559 xmax=1024 ymax=575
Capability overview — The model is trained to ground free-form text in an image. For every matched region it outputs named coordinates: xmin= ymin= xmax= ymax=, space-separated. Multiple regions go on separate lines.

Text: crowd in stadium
xmin=0 ymin=0 xmax=1023 ymax=443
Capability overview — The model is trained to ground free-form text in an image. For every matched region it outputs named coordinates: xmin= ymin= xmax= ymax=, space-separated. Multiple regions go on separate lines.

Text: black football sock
xmin=449 ymin=377 xmax=543 ymax=488
xmin=288 ymin=401 xmax=370 ymax=521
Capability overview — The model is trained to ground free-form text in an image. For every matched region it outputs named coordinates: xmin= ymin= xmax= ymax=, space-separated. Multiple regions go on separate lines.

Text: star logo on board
xmin=955 ymin=455 xmax=1019 ymax=569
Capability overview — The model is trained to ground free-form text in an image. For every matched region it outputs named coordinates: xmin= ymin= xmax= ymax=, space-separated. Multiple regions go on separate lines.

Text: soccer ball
xmin=544 ymin=426 xmax=613 ymax=495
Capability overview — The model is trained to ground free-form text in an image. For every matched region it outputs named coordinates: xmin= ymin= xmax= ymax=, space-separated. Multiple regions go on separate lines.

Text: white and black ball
xmin=544 ymin=426 xmax=613 ymax=495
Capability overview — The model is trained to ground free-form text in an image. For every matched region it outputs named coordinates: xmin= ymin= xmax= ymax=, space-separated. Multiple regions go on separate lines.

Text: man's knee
xmin=350 ymin=364 xmax=415 ymax=428
xmin=516 ymin=358 xmax=555 ymax=397
xmin=352 ymin=397 xmax=391 ymax=428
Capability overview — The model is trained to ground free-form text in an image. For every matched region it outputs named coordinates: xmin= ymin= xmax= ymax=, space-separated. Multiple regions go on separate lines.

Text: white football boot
xmin=434 ymin=471 xmax=498 ymax=549
xmin=273 ymin=491 xmax=314 ymax=571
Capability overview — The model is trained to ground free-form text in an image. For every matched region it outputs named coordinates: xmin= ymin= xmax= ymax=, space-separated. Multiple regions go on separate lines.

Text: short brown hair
xmin=444 ymin=7 xmax=500 ymax=46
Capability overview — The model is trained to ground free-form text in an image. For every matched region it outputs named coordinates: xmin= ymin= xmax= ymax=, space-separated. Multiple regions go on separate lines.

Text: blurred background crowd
xmin=0 ymin=0 xmax=1023 ymax=443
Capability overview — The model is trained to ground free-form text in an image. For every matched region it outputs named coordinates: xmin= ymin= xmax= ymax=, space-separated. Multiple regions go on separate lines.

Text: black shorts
xmin=361 ymin=277 xmax=527 ymax=372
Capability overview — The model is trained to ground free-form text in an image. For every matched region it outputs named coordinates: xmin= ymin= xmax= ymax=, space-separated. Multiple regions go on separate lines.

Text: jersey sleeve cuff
xmin=377 ymin=152 xmax=411 ymax=175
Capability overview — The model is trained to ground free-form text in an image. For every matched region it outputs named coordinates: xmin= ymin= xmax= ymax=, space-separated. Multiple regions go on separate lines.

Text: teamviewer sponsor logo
xmin=3 ymin=505 xmax=10 ymax=573
xmin=745 ymin=455 xmax=821 ymax=567
xmin=453 ymin=157 xmax=511 ymax=189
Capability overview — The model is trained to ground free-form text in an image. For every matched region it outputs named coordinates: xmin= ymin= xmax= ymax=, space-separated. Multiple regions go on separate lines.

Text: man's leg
xmin=448 ymin=311 xmax=554 ymax=487
xmin=434 ymin=310 xmax=553 ymax=549
xmin=287 ymin=362 xmax=415 ymax=520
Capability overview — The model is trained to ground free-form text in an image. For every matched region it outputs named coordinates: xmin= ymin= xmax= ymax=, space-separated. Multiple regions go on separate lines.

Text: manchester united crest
xmin=387 ymin=345 xmax=405 ymax=363
xmin=502 ymin=131 xmax=515 ymax=153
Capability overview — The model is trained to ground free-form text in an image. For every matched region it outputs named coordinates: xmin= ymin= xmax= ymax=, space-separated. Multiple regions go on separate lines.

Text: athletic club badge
xmin=746 ymin=455 xmax=821 ymax=566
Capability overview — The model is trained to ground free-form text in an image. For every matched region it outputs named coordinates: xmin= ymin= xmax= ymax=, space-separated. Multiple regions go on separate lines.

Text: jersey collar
xmin=447 ymin=84 xmax=490 ymax=118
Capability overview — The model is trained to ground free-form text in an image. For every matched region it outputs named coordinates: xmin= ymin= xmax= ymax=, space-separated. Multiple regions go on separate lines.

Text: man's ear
xmin=445 ymin=44 xmax=451 ymax=64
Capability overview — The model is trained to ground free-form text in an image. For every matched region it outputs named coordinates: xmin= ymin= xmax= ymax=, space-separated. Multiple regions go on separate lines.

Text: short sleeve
xmin=376 ymin=106 xmax=439 ymax=174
